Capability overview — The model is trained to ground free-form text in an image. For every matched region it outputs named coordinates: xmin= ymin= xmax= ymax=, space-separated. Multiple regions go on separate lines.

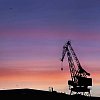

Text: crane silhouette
xmin=61 ymin=41 xmax=92 ymax=96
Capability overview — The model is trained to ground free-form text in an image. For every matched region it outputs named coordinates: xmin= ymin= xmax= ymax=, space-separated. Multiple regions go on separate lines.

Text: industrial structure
xmin=61 ymin=41 xmax=92 ymax=96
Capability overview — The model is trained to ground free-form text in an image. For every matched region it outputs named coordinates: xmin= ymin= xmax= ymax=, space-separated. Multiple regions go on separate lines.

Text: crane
xmin=61 ymin=41 xmax=92 ymax=96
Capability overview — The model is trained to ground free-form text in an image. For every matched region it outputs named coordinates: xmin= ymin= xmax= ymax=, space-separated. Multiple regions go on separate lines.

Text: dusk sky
xmin=0 ymin=0 xmax=100 ymax=97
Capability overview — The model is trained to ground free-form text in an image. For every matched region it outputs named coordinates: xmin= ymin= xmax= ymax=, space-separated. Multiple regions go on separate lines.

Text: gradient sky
xmin=0 ymin=0 xmax=100 ymax=97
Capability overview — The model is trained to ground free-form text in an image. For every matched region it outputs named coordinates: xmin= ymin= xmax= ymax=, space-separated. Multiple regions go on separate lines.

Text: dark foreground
xmin=0 ymin=88 xmax=99 ymax=100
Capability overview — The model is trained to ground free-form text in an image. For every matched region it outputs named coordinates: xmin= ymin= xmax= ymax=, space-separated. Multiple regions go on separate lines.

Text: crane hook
xmin=61 ymin=67 xmax=63 ymax=71
xmin=61 ymin=62 xmax=63 ymax=71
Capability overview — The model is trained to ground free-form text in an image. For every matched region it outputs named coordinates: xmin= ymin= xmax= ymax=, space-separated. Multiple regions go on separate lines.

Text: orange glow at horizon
xmin=0 ymin=68 xmax=69 ymax=90
xmin=0 ymin=66 xmax=99 ymax=90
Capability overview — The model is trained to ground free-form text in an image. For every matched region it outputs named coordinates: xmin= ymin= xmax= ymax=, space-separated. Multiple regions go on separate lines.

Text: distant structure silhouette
xmin=61 ymin=41 xmax=92 ymax=96
xmin=49 ymin=87 xmax=53 ymax=92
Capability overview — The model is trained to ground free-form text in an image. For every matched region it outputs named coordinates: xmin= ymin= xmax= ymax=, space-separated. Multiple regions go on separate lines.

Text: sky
xmin=0 ymin=0 xmax=100 ymax=97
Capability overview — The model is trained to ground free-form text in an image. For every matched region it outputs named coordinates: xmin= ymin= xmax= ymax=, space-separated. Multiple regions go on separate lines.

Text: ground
xmin=0 ymin=88 xmax=99 ymax=100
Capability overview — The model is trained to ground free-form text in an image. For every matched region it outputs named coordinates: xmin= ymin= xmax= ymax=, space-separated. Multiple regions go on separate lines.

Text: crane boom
xmin=61 ymin=41 xmax=90 ymax=77
xmin=61 ymin=41 xmax=76 ymax=82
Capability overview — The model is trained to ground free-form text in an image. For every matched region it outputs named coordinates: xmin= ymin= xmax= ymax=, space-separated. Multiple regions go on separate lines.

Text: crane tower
xmin=61 ymin=41 xmax=92 ymax=96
